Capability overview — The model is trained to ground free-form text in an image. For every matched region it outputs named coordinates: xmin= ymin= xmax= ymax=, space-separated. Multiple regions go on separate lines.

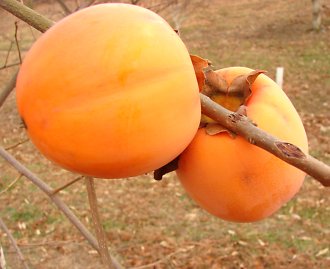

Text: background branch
xmin=0 ymin=217 xmax=30 ymax=269
xmin=0 ymin=71 xmax=18 ymax=109
xmin=0 ymin=147 xmax=124 ymax=268
xmin=85 ymin=177 xmax=117 ymax=269
xmin=0 ymin=147 xmax=99 ymax=251
xmin=55 ymin=0 xmax=72 ymax=15
xmin=0 ymin=0 xmax=54 ymax=33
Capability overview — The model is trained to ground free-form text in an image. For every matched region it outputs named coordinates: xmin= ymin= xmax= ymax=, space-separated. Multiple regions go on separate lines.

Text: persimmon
xmin=16 ymin=4 xmax=200 ymax=178
xmin=176 ymin=67 xmax=308 ymax=222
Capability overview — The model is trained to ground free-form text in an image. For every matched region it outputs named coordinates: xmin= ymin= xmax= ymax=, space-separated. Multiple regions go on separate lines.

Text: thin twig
xmin=0 ymin=62 xmax=21 ymax=70
xmin=75 ymin=0 xmax=97 ymax=11
xmin=0 ymin=217 xmax=30 ymax=269
xmin=200 ymin=93 xmax=330 ymax=186
xmin=17 ymin=239 xmax=83 ymax=248
xmin=0 ymin=173 xmax=22 ymax=196
xmin=0 ymin=71 xmax=18 ymax=109
xmin=130 ymin=247 xmax=191 ymax=269
xmin=85 ymin=177 xmax=114 ymax=269
xmin=14 ymin=22 xmax=22 ymax=64
xmin=3 ymin=41 xmax=13 ymax=68
xmin=0 ymin=146 xmax=99 ymax=251
xmin=0 ymin=147 xmax=124 ymax=269
xmin=55 ymin=0 xmax=72 ymax=15
xmin=5 ymin=139 xmax=29 ymax=151
xmin=50 ymin=176 xmax=83 ymax=195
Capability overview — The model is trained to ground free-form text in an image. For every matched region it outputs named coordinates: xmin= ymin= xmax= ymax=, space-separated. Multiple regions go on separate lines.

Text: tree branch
xmin=0 ymin=71 xmax=18 ymax=110
xmin=0 ymin=147 xmax=99 ymax=251
xmin=85 ymin=177 xmax=115 ymax=269
xmin=200 ymin=93 xmax=330 ymax=186
xmin=0 ymin=217 xmax=30 ymax=269
xmin=0 ymin=0 xmax=54 ymax=33
xmin=0 ymin=147 xmax=124 ymax=268
xmin=55 ymin=0 xmax=72 ymax=15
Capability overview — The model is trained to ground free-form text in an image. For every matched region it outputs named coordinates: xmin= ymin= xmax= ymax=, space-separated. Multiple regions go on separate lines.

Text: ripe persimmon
xmin=16 ymin=4 xmax=200 ymax=178
xmin=176 ymin=67 xmax=308 ymax=222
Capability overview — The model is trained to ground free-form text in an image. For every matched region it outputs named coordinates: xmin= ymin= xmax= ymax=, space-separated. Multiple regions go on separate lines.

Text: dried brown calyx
xmin=191 ymin=55 xmax=266 ymax=135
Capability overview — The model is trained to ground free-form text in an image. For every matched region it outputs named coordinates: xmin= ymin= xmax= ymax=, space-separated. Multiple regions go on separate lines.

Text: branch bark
xmin=0 ymin=71 xmax=18 ymax=109
xmin=200 ymin=94 xmax=330 ymax=186
xmin=55 ymin=0 xmax=72 ymax=15
xmin=0 ymin=0 xmax=54 ymax=33
xmin=0 ymin=147 xmax=124 ymax=269
xmin=0 ymin=147 xmax=99 ymax=251
xmin=85 ymin=177 xmax=115 ymax=269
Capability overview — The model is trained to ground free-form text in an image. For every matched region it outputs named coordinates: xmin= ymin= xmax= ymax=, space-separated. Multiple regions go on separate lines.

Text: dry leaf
xmin=228 ymin=69 xmax=266 ymax=106
xmin=203 ymin=69 xmax=228 ymax=96
xmin=202 ymin=69 xmax=266 ymax=112
xmin=190 ymin=54 xmax=211 ymax=91
xmin=315 ymin=248 xmax=329 ymax=257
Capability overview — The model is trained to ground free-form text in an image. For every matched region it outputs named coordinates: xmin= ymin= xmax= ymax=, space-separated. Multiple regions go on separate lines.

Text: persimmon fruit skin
xmin=16 ymin=4 xmax=200 ymax=178
xmin=176 ymin=67 xmax=308 ymax=223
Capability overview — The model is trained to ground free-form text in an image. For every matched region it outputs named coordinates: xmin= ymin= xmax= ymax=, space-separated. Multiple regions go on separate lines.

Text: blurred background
xmin=0 ymin=0 xmax=329 ymax=268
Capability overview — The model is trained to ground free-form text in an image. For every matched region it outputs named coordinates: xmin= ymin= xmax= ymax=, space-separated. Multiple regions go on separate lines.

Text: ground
xmin=0 ymin=0 xmax=329 ymax=268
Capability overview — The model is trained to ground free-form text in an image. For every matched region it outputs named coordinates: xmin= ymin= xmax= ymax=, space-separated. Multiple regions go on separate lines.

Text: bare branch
xmin=200 ymin=93 xmax=330 ymax=186
xmin=0 ymin=147 xmax=124 ymax=269
xmin=14 ymin=22 xmax=22 ymax=64
xmin=0 ymin=71 xmax=18 ymax=110
xmin=0 ymin=173 xmax=22 ymax=197
xmin=0 ymin=0 xmax=54 ymax=33
xmin=0 ymin=217 xmax=30 ymax=269
xmin=75 ymin=0 xmax=98 ymax=11
xmin=50 ymin=176 xmax=83 ymax=195
xmin=85 ymin=177 xmax=116 ymax=269
xmin=0 ymin=146 xmax=99 ymax=251
xmin=0 ymin=62 xmax=21 ymax=70
xmin=2 ymin=41 xmax=14 ymax=68
xmin=55 ymin=0 xmax=72 ymax=15
xmin=5 ymin=139 xmax=29 ymax=151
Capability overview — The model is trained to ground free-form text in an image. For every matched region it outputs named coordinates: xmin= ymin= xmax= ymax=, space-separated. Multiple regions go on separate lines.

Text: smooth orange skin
xmin=16 ymin=4 xmax=200 ymax=178
xmin=177 ymin=67 xmax=308 ymax=222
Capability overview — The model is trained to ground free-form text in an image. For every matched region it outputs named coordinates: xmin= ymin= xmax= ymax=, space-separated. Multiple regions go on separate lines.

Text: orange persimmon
xmin=16 ymin=4 xmax=200 ymax=178
xmin=176 ymin=67 xmax=308 ymax=222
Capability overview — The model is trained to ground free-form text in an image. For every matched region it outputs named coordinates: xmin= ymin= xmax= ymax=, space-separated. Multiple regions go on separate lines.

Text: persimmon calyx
xmin=189 ymin=55 xmax=266 ymax=136
xmin=190 ymin=54 xmax=211 ymax=91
